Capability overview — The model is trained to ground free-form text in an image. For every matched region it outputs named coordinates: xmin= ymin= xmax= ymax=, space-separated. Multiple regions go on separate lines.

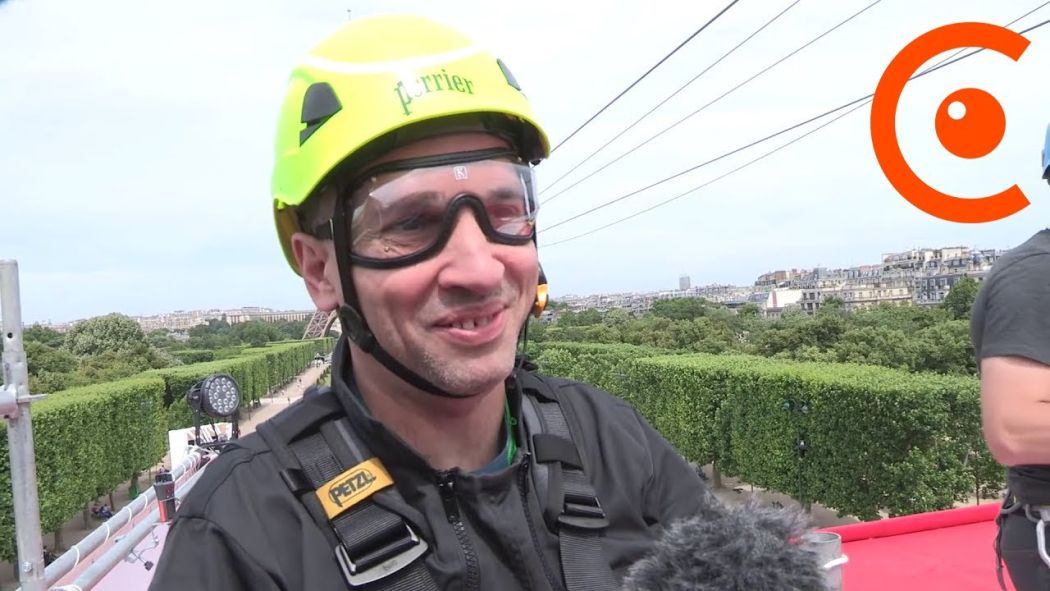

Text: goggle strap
xmin=353 ymin=148 xmax=520 ymax=182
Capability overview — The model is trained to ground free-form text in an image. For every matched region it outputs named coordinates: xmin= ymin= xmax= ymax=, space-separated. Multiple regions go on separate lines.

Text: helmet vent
xmin=496 ymin=58 xmax=521 ymax=91
xmin=300 ymin=82 xmax=343 ymax=145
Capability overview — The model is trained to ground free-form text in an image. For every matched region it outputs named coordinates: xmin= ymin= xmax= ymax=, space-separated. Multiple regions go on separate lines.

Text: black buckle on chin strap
xmin=559 ymin=490 xmax=609 ymax=530
xmin=335 ymin=522 xmax=430 ymax=586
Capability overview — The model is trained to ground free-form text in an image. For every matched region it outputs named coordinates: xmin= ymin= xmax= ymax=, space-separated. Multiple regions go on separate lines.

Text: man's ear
xmin=291 ymin=233 xmax=341 ymax=311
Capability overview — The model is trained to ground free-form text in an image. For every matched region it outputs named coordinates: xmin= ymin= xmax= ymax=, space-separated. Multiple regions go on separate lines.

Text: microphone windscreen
xmin=622 ymin=498 xmax=828 ymax=591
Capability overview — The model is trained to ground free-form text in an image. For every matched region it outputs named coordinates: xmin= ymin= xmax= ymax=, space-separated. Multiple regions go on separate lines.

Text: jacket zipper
xmin=437 ymin=470 xmax=480 ymax=591
xmin=518 ymin=453 xmax=566 ymax=591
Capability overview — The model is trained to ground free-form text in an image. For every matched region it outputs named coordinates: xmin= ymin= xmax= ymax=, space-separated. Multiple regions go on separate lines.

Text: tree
xmin=272 ymin=319 xmax=309 ymax=341
xmin=584 ymin=324 xmax=620 ymax=344
xmin=574 ymin=309 xmax=602 ymax=326
xmin=64 ymin=314 xmax=149 ymax=357
xmin=602 ymin=308 xmax=632 ymax=327
xmin=525 ymin=319 xmax=548 ymax=342
xmin=24 ymin=341 xmax=77 ymax=376
xmin=685 ymin=317 xmax=739 ymax=354
xmin=737 ymin=303 xmax=761 ymax=318
xmin=237 ymin=321 xmax=281 ymax=348
xmin=147 ymin=329 xmax=179 ymax=350
xmin=650 ymin=297 xmax=710 ymax=321
xmin=830 ymin=326 xmax=917 ymax=370
xmin=24 ymin=341 xmax=79 ymax=393
xmin=941 ymin=277 xmax=980 ymax=320
xmin=816 ymin=296 xmax=847 ymax=316
xmin=75 ymin=351 xmax=151 ymax=383
xmin=914 ymin=320 xmax=976 ymax=374
xmin=24 ymin=325 xmax=65 ymax=348
xmin=851 ymin=303 xmax=943 ymax=333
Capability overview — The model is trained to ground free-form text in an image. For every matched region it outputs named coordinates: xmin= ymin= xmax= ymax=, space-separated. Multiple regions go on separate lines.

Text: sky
xmin=2 ymin=0 xmax=1049 ymax=324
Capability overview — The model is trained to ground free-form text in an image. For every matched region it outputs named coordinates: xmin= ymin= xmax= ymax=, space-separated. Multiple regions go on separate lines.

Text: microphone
xmin=622 ymin=497 xmax=833 ymax=591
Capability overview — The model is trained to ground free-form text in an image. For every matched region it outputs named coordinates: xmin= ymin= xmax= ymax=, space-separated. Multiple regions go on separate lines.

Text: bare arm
xmin=972 ymin=249 xmax=1050 ymax=466
xmin=980 ymin=356 xmax=1050 ymax=465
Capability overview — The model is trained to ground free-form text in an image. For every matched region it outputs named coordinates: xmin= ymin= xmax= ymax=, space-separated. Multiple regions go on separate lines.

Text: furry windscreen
xmin=621 ymin=498 xmax=829 ymax=591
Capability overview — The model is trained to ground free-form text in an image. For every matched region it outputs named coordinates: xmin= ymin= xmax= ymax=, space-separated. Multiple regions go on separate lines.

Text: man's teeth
xmin=453 ymin=314 xmax=493 ymax=330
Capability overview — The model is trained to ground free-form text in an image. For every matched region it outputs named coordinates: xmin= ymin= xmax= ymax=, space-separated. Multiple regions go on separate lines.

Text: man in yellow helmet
xmin=149 ymin=14 xmax=710 ymax=590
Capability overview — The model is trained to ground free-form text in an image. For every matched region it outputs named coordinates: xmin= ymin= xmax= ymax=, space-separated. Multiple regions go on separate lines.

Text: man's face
xmin=346 ymin=132 xmax=539 ymax=396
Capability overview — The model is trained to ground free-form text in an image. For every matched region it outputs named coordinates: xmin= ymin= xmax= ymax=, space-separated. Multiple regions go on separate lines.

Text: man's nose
xmin=436 ymin=207 xmax=504 ymax=293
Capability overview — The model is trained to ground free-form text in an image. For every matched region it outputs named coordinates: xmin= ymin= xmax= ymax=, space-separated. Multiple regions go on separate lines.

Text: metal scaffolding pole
xmin=1 ymin=260 xmax=47 ymax=591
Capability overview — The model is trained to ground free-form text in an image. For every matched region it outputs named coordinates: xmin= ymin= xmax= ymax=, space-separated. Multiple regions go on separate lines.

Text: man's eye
xmin=389 ymin=212 xmax=439 ymax=233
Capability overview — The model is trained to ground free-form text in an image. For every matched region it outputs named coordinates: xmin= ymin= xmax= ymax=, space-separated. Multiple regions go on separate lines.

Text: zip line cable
xmin=540 ymin=0 xmax=885 ymax=206
xmin=540 ymin=12 xmax=1050 ymax=246
xmin=543 ymin=100 xmax=871 ymax=248
xmin=540 ymin=0 xmax=803 ymax=204
xmin=541 ymin=2 xmax=1050 ymax=234
xmin=549 ymin=0 xmax=741 ymax=154
xmin=923 ymin=1 xmax=1049 ymax=72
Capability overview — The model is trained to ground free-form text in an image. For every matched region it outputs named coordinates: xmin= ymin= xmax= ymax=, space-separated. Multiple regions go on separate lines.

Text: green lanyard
xmin=504 ymin=397 xmax=517 ymax=464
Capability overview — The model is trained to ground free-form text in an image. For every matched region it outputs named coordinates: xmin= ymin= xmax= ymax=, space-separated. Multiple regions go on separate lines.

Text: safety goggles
xmin=318 ymin=149 xmax=538 ymax=269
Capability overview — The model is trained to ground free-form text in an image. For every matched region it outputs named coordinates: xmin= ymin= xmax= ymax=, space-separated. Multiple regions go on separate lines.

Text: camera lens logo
xmin=871 ymin=22 xmax=1031 ymax=223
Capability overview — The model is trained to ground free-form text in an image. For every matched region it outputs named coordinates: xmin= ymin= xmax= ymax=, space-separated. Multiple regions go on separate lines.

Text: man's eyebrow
xmin=377 ymin=190 xmax=443 ymax=206
xmin=487 ymin=187 xmax=523 ymax=201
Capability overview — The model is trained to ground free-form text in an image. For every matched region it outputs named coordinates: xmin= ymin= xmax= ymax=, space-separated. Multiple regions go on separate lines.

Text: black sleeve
xmin=632 ymin=407 xmax=712 ymax=525
xmin=977 ymin=253 xmax=1050 ymax=366
xmin=148 ymin=517 xmax=280 ymax=591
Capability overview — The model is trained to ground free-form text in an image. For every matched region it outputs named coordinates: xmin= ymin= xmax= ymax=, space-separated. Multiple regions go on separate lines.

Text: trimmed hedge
xmin=171 ymin=349 xmax=215 ymax=364
xmin=0 ymin=376 xmax=167 ymax=562
xmin=535 ymin=342 xmax=1001 ymax=521
xmin=0 ymin=337 xmax=332 ymax=561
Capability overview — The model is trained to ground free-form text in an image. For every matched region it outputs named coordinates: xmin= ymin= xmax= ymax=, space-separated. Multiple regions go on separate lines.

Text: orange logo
xmin=871 ymin=22 xmax=1031 ymax=223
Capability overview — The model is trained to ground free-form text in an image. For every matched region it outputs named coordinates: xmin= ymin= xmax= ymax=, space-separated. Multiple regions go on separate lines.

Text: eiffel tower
xmin=301 ymin=309 xmax=341 ymax=339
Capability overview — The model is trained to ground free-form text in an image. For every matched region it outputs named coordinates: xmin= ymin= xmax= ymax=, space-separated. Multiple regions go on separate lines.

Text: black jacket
xmin=148 ymin=344 xmax=710 ymax=590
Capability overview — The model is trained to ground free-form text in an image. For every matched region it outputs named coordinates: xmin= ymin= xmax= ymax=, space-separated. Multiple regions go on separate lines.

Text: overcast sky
xmin=3 ymin=0 xmax=1049 ymax=324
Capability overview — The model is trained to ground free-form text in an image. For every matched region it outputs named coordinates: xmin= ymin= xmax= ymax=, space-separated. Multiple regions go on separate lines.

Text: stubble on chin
xmin=417 ymin=341 xmax=517 ymax=397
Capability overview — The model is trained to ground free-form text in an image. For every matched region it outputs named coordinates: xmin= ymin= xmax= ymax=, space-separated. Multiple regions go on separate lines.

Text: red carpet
xmin=823 ymin=503 xmax=1015 ymax=590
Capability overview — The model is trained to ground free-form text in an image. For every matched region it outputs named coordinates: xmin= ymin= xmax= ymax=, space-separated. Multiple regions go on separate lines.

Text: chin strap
xmin=329 ymin=185 xmax=463 ymax=399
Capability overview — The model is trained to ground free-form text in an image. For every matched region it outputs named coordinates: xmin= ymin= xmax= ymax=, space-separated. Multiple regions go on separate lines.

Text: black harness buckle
xmin=558 ymin=490 xmax=609 ymax=530
xmin=335 ymin=522 xmax=430 ymax=587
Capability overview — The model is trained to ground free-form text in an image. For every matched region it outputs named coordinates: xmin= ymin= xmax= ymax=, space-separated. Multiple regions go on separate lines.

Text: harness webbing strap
xmin=258 ymin=399 xmax=437 ymax=591
xmin=523 ymin=376 xmax=618 ymax=591
xmin=994 ymin=490 xmax=1050 ymax=591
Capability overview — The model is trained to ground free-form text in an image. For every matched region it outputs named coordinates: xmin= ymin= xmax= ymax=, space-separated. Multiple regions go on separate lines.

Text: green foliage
xmin=0 ymin=376 xmax=167 ymax=562
xmin=650 ymin=297 xmax=712 ymax=321
xmin=536 ymin=296 xmax=974 ymax=376
xmin=64 ymin=313 xmax=149 ymax=357
xmin=147 ymin=328 xmax=180 ymax=350
xmin=21 ymin=317 xmax=178 ymax=394
xmin=941 ymin=277 xmax=980 ymax=320
xmin=25 ymin=340 xmax=77 ymax=379
xmin=0 ymin=338 xmax=331 ymax=561
xmin=182 ymin=318 xmax=309 ymax=351
xmin=173 ymin=349 xmax=216 ymax=364
xmin=24 ymin=325 xmax=65 ymax=348
xmin=535 ymin=342 xmax=1001 ymax=522
xmin=533 ymin=341 xmax=677 ymax=395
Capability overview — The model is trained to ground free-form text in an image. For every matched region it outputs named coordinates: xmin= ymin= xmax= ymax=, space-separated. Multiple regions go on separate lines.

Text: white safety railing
xmin=34 ymin=447 xmax=213 ymax=590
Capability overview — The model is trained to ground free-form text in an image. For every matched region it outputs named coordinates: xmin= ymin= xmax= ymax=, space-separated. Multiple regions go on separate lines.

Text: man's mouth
xmin=438 ymin=308 xmax=503 ymax=331
xmin=444 ymin=311 xmax=500 ymax=331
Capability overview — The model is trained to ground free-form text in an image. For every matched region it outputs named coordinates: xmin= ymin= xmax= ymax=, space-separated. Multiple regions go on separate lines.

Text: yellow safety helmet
xmin=271 ymin=14 xmax=551 ymax=274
